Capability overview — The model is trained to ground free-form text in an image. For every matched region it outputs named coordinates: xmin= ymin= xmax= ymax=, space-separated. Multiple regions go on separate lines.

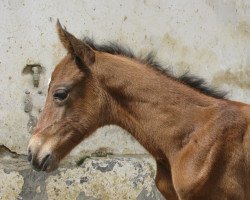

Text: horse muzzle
xmin=27 ymin=147 xmax=59 ymax=172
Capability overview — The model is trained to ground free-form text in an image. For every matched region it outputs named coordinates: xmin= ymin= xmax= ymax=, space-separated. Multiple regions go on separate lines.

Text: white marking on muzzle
xmin=48 ymin=77 xmax=51 ymax=86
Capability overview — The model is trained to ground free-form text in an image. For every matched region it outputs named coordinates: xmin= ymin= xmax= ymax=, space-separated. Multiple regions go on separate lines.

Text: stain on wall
xmin=213 ymin=65 xmax=250 ymax=90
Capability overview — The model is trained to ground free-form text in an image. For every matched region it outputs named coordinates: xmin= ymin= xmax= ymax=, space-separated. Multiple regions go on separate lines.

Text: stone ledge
xmin=0 ymin=154 xmax=165 ymax=200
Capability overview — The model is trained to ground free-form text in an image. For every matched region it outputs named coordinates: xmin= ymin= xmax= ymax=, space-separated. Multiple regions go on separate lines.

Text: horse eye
xmin=53 ymin=89 xmax=68 ymax=101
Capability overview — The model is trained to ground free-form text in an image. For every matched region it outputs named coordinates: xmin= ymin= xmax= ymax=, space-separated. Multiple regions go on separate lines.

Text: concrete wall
xmin=0 ymin=0 xmax=249 ymax=199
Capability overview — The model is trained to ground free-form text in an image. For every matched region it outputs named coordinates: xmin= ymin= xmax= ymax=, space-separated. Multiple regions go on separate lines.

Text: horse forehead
xmin=51 ymin=55 xmax=80 ymax=81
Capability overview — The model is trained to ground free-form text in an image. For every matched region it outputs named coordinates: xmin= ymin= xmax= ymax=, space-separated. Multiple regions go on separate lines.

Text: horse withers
xmin=27 ymin=21 xmax=250 ymax=200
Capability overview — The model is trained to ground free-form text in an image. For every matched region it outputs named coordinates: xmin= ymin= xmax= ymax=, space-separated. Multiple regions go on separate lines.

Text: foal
xmin=28 ymin=21 xmax=250 ymax=200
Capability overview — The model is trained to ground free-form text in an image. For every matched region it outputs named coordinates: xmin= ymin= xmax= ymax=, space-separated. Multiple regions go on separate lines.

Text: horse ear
xmin=56 ymin=20 xmax=95 ymax=67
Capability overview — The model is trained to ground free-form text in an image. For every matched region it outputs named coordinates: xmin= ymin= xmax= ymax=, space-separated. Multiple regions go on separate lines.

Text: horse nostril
xmin=40 ymin=154 xmax=51 ymax=171
xmin=27 ymin=149 xmax=32 ymax=162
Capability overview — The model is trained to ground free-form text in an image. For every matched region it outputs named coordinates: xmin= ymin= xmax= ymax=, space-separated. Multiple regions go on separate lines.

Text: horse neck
xmin=93 ymin=53 xmax=219 ymax=162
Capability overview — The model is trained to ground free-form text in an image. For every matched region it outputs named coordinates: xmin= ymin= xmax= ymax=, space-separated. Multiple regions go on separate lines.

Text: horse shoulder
xmin=171 ymin=103 xmax=248 ymax=199
xmin=238 ymin=104 xmax=250 ymax=198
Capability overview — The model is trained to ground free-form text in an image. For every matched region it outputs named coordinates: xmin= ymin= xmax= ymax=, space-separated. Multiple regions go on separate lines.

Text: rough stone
xmin=0 ymin=169 xmax=24 ymax=200
xmin=91 ymin=159 xmax=117 ymax=173
xmin=0 ymin=154 xmax=164 ymax=200
xmin=18 ymin=169 xmax=49 ymax=200
xmin=137 ymin=186 xmax=166 ymax=200
xmin=76 ymin=191 xmax=100 ymax=200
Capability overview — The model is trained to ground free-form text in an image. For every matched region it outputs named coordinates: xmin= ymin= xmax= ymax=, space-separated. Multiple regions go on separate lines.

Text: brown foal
xmin=28 ymin=21 xmax=250 ymax=199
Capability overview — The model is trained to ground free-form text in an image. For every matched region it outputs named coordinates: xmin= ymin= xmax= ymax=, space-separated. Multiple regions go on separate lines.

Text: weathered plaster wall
xmin=0 ymin=0 xmax=249 ymax=199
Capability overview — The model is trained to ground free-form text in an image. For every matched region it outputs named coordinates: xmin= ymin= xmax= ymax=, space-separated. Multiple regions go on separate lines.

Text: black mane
xmin=84 ymin=37 xmax=227 ymax=99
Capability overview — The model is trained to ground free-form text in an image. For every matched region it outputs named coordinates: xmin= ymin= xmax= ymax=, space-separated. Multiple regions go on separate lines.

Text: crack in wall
xmin=0 ymin=145 xmax=29 ymax=172
xmin=0 ymin=145 xmax=26 ymax=158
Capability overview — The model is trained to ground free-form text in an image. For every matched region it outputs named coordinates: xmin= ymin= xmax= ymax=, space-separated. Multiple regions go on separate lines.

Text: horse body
xmin=28 ymin=22 xmax=250 ymax=199
xmin=93 ymin=52 xmax=250 ymax=199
